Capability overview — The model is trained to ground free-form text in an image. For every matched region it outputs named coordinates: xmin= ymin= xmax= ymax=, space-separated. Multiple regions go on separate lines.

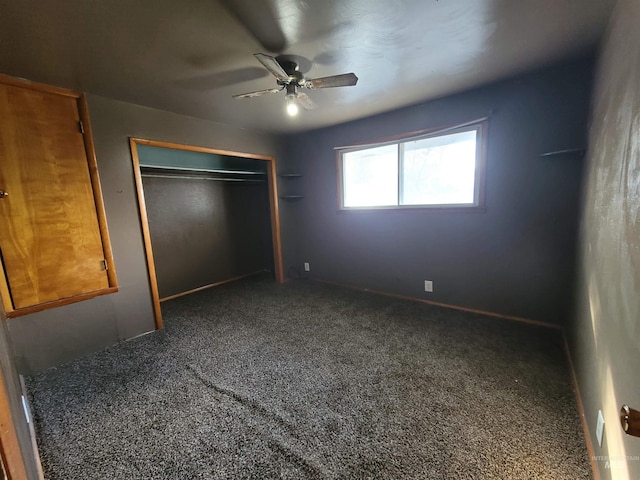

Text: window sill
xmin=337 ymin=206 xmax=487 ymax=214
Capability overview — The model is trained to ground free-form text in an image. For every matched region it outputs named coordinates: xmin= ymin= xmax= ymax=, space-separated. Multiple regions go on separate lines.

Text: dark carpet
xmin=27 ymin=276 xmax=591 ymax=479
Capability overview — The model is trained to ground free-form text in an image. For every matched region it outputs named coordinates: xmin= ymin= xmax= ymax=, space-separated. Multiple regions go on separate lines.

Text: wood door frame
xmin=0 ymin=297 xmax=37 ymax=480
xmin=0 ymin=372 xmax=28 ymax=480
xmin=129 ymin=138 xmax=284 ymax=330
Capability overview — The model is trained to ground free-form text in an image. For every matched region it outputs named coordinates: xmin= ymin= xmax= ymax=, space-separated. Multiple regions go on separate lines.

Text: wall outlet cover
xmin=596 ymin=409 xmax=605 ymax=447
xmin=304 ymin=262 xmax=310 ymax=272
xmin=424 ymin=280 xmax=433 ymax=293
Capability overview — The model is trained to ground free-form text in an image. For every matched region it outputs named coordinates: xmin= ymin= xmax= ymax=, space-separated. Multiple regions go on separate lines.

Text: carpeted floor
xmin=27 ymin=275 xmax=592 ymax=479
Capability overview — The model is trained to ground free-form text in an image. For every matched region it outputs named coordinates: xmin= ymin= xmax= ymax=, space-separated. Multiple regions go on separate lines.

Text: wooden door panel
xmin=0 ymin=83 xmax=109 ymax=309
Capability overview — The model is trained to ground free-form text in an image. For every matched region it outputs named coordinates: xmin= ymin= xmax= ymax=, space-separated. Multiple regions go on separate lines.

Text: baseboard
xmin=312 ymin=278 xmax=562 ymax=330
xmin=124 ymin=330 xmax=156 ymax=343
xmin=160 ymin=270 xmax=268 ymax=302
xmin=563 ymin=335 xmax=600 ymax=480
xmin=18 ymin=375 xmax=44 ymax=480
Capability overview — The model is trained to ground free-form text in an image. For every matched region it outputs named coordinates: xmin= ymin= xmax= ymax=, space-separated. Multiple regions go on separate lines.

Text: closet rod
xmin=141 ymin=173 xmax=264 ymax=183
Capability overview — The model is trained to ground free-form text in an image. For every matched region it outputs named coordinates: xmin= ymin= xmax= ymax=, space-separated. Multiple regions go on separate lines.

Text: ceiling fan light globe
xmin=286 ymin=96 xmax=299 ymax=116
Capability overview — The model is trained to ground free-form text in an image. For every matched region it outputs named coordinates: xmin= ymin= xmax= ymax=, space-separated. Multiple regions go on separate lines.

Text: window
xmin=338 ymin=121 xmax=487 ymax=210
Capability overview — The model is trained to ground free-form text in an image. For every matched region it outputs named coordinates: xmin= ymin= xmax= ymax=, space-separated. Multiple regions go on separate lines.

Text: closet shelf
xmin=140 ymin=164 xmax=266 ymax=175
xmin=140 ymin=165 xmax=266 ymax=183
xmin=538 ymin=148 xmax=585 ymax=158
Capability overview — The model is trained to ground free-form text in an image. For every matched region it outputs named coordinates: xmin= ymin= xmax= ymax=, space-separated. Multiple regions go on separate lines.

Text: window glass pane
xmin=401 ymin=129 xmax=477 ymax=205
xmin=343 ymin=145 xmax=398 ymax=207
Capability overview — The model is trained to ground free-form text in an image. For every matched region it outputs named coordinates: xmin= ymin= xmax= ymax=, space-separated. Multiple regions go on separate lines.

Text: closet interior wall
xmin=138 ymin=149 xmax=275 ymax=301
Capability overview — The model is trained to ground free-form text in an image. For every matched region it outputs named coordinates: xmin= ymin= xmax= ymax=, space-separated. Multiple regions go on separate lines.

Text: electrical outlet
xmin=596 ymin=410 xmax=605 ymax=447
xmin=304 ymin=262 xmax=310 ymax=272
xmin=424 ymin=280 xmax=433 ymax=293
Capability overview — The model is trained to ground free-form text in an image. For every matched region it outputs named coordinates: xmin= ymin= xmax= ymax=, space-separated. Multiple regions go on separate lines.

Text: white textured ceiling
xmin=0 ymin=0 xmax=613 ymax=133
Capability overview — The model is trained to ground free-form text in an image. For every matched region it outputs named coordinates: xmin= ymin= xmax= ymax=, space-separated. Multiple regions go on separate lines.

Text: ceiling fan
xmin=233 ymin=53 xmax=359 ymax=116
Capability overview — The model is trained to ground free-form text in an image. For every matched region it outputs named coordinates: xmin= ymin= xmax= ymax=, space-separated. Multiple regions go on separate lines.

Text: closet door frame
xmin=129 ymin=137 xmax=283 ymax=330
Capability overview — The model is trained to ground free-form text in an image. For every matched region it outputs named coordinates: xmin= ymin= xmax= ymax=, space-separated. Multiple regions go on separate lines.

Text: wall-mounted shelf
xmin=539 ymin=148 xmax=585 ymax=158
xmin=279 ymin=195 xmax=304 ymax=200
xmin=279 ymin=173 xmax=303 ymax=198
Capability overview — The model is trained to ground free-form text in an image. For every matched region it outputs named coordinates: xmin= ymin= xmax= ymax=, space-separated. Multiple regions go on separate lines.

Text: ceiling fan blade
xmin=296 ymin=92 xmax=317 ymax=110
xmin=305 ymin=73 xmax=358 ymax=89
xmin=220 ymin=0 xmax=286 ymax=53
xmin=254 ymin=53 xmax=290 ymax=82
xmin=233 ymin=87 xmax=282 ymax=99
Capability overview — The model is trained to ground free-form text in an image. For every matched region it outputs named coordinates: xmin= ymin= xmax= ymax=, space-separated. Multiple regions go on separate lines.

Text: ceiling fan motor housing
xmin=277 ymin=61 xmax=305 ymax=87
xmin=285 ymin=83 xmax=297 ymax=95
xmin=278 ymin=60 xmax=299 ymax=75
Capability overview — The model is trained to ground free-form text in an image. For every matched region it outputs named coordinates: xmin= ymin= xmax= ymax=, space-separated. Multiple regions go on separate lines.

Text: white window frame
xmin=337 ymin=120 xmax=488 ymax=211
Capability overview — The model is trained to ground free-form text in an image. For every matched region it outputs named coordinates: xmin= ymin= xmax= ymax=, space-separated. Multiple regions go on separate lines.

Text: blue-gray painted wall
xmin=280 ymin=56 xmax=594 ymax=326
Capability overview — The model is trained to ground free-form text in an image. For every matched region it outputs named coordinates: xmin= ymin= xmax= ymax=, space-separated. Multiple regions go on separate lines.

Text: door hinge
xmin=79 ymin=121 xmax=85 ymax=134
xmin=100 ymin=259 xmax=108 ymax=271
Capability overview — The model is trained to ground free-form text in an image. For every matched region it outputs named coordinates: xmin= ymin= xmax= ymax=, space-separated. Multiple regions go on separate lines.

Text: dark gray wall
xmin=281 ymin=57 xmax=594 ymax=325
xmin=7 ymin=95 xmax=280 ymax=374
xmin=144 ymin=177 xmax=273 ymax=298
xmin=570 ymin=0 xmax=640 ymax=477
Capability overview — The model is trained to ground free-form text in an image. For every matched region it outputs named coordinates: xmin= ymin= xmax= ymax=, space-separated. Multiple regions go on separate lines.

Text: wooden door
xmin=0 ymin=79 xmax=112 ymax=312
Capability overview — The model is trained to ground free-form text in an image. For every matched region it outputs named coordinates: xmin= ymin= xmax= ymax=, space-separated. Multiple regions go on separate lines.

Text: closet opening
xmin=130 ymin=138 xmax=283 ymax=329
